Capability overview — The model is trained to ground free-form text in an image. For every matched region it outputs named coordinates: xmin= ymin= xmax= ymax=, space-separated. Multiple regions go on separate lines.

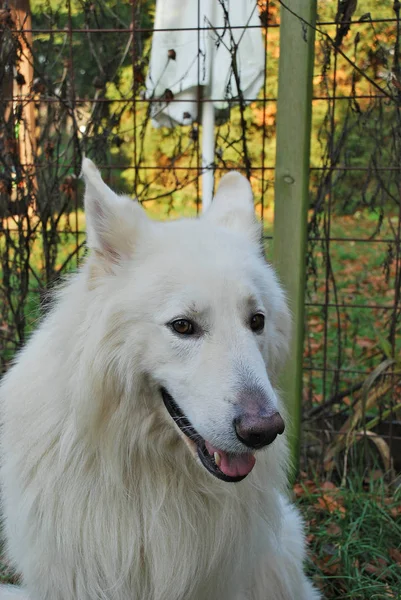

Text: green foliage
xmin=31 ymin=0 xmax=154 ymax=98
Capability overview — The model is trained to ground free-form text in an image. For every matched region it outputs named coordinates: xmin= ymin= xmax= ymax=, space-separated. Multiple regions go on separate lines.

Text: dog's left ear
xmin=203 ymin=172 xmax=261 ymax=244
xmin=81 ymin=158 xmax=147 ymax=264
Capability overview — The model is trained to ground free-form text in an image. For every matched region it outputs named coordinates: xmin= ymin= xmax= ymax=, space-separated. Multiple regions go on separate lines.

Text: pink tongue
xmin=205 ymin=441 xmax=256 ymax=478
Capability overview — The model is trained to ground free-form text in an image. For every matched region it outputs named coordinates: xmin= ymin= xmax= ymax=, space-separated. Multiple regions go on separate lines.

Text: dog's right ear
xmin=81 ymin=158 xmax=147 ymax=265
xmin=203 ymin=172 xmax=261 ymax=244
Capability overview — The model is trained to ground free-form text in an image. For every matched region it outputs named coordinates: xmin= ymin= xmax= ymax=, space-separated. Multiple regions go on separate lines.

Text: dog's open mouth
xmin=161 ymin=388 xmax=255 ymax=483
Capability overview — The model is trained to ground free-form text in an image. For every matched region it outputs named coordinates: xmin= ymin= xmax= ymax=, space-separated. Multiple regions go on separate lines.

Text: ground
xmin=299 ymin=475 xmax=401 ymax=599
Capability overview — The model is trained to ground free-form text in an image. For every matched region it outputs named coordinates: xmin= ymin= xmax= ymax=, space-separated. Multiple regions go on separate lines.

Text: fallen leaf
xmin=315 ymin=494 xmax=346 ymax=516
xmin=293 ymin=483 xmax=304 ymax=498
xmin=356 ymin=336 xmax=376 ymax=349
xmin=364 ymin=563 xmax=381 ymax=576
xmin=314 ymin=555 xmax=341 ymax=575
xmin=364 ymin=560 xmax=388 ymax=581
xmin=389 ymin=548 xmax=401 ymax=564
xmin=321 ymin=481 xmax=337 ymax=491
xmin=376 ymin=556 xmax=389 ymax=569
xmin=326 ymin=523 xmax=342 ymax=537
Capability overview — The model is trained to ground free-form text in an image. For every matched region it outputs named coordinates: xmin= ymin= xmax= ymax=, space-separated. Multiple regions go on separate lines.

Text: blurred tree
xmin=11 ymin=0 xmax=37 ymax=179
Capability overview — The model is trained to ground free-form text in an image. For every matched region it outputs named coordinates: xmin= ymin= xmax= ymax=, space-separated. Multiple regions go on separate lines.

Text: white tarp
xmin=146 ymin=0 xmax=265 ymax=128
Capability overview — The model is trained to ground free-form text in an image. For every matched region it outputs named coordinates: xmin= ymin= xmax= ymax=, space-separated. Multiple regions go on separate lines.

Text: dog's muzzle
xmin=160 ymin=388 xmax=285 ymax=483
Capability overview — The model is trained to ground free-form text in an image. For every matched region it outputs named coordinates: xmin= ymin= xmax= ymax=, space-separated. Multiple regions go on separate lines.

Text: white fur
xmin=0 ymin=160 xmax=320 ymax=600
xmin=0 ymin=587 xmax=30 ymax=599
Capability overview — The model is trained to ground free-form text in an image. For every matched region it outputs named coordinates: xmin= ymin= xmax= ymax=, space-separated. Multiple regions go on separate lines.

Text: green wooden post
xmin=273 ymin=0 xmax=317 ymax=475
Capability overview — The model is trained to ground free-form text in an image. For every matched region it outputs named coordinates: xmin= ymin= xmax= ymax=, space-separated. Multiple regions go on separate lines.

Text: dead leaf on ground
xmin=364 ymin=563 xmax=383 ymax=577
xmin=315 ymin=494 xmax=346 ymax=516
xmin=326 ymin=523 xmax=342 ymax=537
xmin=390 ymin=505 xmax=401 ymax=518
xmin=389 ymin=548 xmax=401 ymax=564
xmin=321 ymin=481 xmax=337 ymax=491
xmin=293 ymin=480 xmax=317 ymax=498
xmin=314 ymin=555 xmax=341 ymax=575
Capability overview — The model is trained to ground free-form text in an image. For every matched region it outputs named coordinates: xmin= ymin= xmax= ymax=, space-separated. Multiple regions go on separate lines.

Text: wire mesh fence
xmin=0 ymin=0 xmax=400 ymax=483
xmin=303 ymin=0 xmax=401 ymax=481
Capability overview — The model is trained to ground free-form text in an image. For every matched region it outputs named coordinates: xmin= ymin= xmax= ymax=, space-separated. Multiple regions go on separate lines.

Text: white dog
xmin=0 ymin=160 xmax=320 ymax=600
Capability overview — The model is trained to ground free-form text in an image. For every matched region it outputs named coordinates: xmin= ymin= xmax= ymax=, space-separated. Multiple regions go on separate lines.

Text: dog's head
xmin=81 ymin=159 xmax=291 ymax=483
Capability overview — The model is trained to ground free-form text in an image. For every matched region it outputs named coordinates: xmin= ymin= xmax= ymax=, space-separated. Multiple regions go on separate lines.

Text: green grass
xmin=296 ymin=476 xmax=401 ymax=599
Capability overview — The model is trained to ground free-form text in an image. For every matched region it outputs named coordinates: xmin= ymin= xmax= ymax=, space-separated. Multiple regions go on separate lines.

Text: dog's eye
xmin=250 ymin=313 xmax=265 ymax=333
xmin=171 ymin=319 xmax=195 ymax=335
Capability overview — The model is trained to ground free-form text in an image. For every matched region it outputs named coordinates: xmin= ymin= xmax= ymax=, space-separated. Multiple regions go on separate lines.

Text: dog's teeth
xmin=214 ymin=452 xmax=221 ymax=467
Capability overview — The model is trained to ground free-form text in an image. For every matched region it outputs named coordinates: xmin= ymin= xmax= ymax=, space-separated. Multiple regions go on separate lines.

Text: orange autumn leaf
xmin=293 ymin=479 xmax=317 ymax=497
xmin=293 ymin=483 xmax=304 ymax=498
xmin=321 ymin=481 xmax=337 ymax=491
xmin=356 ymin=337 xmax=376 ymax=349
xmin=313 ymin=393 xmax=323 ymax=404
xmin=315 ymin=494 xmax=346 ymax=516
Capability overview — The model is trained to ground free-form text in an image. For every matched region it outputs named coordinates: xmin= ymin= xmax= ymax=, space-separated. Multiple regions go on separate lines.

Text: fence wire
xmin=0 ymin=0 xmax=400 ymax=480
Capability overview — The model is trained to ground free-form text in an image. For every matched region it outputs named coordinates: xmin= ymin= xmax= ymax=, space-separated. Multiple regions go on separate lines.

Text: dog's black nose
xmin=234 ymin=412 xmax=285 ymax=449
